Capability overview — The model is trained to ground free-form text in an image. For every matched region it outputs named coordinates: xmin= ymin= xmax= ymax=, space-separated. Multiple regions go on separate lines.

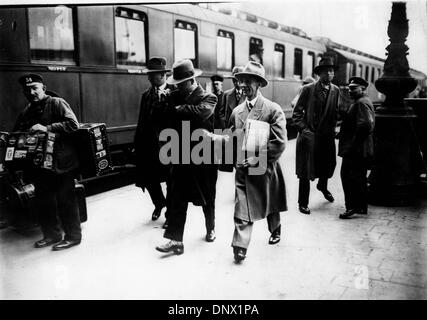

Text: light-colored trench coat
xmin=228 ymin=94 xmax=288 ymax=222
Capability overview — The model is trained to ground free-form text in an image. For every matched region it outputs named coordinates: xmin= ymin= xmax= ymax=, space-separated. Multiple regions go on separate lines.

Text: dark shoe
xmin=233 ymin=246 xmax=246 ymax=262
xmin=205 ymin=229 xmax=216 ymax=242
xmin=34 ymin=237 xmax=62 ymax=248
xmin=151 ymin=206 xmax=163 ymax=221
xmin=317 ymin=185 xmax=334 ymax=202
xmin=156 ymin=240 xmax=184 ymax=255
xmin=268 ymin=225 xmax=281 ymax=245
xmin=339 ymin=209 xmax=358 ymax=219
xmin=52 ymin=239 xmax=81 ymax=251
xmin=162 ymin=219 xmax=169 ymax=229
xmin=299 ymin=205 xmax=311 ymax=215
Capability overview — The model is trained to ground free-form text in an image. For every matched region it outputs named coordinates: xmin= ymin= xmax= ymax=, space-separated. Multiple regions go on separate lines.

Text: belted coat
xmin=165 ymin=84 xmax=218 ymax=207
xmin=292 ymin=81 xmax=339 ymax=180
xmin=229 ymin=94 xmax=287 ymax=222
xmin=134 ymin=85 xmax=172 ymax=189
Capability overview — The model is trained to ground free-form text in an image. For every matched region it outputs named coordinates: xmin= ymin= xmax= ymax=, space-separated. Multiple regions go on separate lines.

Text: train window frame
xmin=377 ymin=67 xmax=381 ymax=79
xmin=174 ymin=20 xmax=198 ymax=67
xmin=307 ymin=51 xmax=315 ymax=77
xmin=27 ymin=5 xmax=77 ymax=65
xmin=273 ymin=43 xmax=285 ymax=79
xmin=358 ymin=64 xmax=363 ymax=78
xmin=114 ymin=7 xmax=148 ymax=68
xmin=371 ymin=66 xmax=376 ymax=83
xmin=249 ymin=37 xmax=263 ymax=65
xmin=365 ymin=65 xmax=370 ymax=82
xmin=217 ymin=29 xmax=234 ymax=72
xmin=293 ymin=48 xmax=303 ymax=80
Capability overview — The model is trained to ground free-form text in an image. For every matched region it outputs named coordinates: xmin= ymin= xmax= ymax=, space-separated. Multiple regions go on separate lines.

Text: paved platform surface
xmin=1 ymin=138 xmax=426 ymax=300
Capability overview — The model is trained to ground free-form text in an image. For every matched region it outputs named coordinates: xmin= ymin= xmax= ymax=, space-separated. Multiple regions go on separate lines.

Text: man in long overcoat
xmin=220 ymin=66 xmax=245 ymax=127
xmin=292 ymin=57 xmax=340 ymax=215
xmin=338 ymin=77 xmax=375 ymax=219
xmin=155 ymin=59 xmax=218 ymax=255
xmin=134 ymin=57 xmax=173 ymax=223
xmin=229 ymin=61 xmax=287 ymax=262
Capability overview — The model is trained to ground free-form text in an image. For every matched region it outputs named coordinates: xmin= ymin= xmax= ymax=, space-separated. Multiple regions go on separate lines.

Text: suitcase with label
xmin=76 ymin=123 xmax=112 ymax=178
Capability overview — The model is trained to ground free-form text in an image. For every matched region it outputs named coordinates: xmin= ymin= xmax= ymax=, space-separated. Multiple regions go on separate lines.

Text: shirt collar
xmin=246 ymin=93 xmax=259 ymax=109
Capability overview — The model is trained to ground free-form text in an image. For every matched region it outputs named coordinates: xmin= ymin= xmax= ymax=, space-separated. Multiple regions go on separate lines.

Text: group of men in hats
xmin=10 ymin=53 xmax=375 ymax=259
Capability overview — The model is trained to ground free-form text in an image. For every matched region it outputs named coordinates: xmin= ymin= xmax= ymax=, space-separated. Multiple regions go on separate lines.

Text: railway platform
xmin=0 ymin=138 xmax=426 ymax=300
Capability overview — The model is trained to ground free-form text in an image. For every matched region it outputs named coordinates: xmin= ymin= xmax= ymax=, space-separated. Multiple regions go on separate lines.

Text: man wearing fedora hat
xmin=155 ymin=59 xmax=218 ymax=254
xmin=228 ymin=61 xmax=287 ymax=262
xmin=338 ymin=77 xmax=375 ymax=219
xmin=292 ymin=56 xmax=340 ymax=215
xmin=134 ymin=57 xmax=173 ymax=225
xmin=14 ymin=73 xmax=81 ymax=251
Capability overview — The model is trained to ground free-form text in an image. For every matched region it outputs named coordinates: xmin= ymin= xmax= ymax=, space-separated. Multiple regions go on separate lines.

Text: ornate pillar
xmin=368 ymin=2 xmax=421 ymax=205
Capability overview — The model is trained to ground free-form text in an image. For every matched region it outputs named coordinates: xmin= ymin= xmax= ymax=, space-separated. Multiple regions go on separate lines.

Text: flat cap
xmin=18 ymin=73 xmax=44 ymax=86
xmin=348 ymin=76 xmax=369 ymax=88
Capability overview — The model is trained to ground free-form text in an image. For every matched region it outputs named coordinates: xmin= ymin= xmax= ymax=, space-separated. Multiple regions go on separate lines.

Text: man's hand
xmin=30 ymin=124 xmax=47 ymax=133
xmin=202 ymin=129 xmax=229 ymax=142
xmin=242 ymin=156 xmax=258 ymax=168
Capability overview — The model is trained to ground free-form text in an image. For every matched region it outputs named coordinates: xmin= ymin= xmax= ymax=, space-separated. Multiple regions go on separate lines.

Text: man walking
xmin=155 ymin=59 xmax=218 ymax=255
xmin=134 ymin=57 xmax=172 ymax=224
xmin=292 ymin=57 xmax=340 ymax=215
xmin=229 ymin=61 xmax=287 ymax=262
xmin=338 ymin=77 xmax=375 ymax=219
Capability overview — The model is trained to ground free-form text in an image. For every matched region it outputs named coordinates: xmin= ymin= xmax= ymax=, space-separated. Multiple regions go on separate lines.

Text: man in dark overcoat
xmin=292 ymin=57 xmax=340 ymax=215
xmin=210 ymin=74 xmax=225 ymax=130
xmin=338 ymin=77 xmax=375 ymax=219
xmin=14 ymin=73 xmax=81 ymax=251
xmin=228 ymin=61 xmax=287 ymax=262
xmin=134 ymin=57 xmax=172 ymax=224
xmin=155 ymin=59 xmax=218 ymax=255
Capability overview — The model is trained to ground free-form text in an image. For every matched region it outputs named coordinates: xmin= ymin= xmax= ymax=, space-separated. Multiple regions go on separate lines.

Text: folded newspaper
xmin=242 ymin=119 xmax=270 ymax=153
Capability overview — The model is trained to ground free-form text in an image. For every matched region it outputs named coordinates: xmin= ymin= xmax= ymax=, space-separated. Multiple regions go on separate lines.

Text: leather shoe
xmin=205 ymin=229 xmax=216 ymax=242
xmin=268 ymin=225 xmax=281 ymax=245
xmin=52 ymin=239 xmax=81 ymax=251
xmin=34 ymin=237 xmax=62 ymax=248
xmin=156 ymin=240 xmax=184 ymax=255
xmin=339 ymin=209 xmax=358 ymax=219
xmin=317 ymin=185 xmax=334 ymax=202
xmin=151 ymin=206 xmax=163 ymax=221
xmin=162 ymin=219 xmax=169 ymax=229
xmin=233 ymin=246 xmax=246 ymax=262
xmin=299 ymin=205 xmax=311 ymax=215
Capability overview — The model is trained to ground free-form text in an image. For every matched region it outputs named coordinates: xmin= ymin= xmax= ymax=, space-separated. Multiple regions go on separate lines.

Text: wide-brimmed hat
xmin=348 ymin=76 xmax=369 ymax=88
xmin=18 ymin=73 xmax=44 ymax=86
xmin=166 ymin=59 xmax=202 ymax=85
xmin=210 ymin=74 xmax=224 ymax=82
xmin=234 ymin=61 xmax=268 ymax=87
xmin=142 ymin=57 xmax=171 ymax=74
xmin=314 ymin=57 xmax=339 ymax=75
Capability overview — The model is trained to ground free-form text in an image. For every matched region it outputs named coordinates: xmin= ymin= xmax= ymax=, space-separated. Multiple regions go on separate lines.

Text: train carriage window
xmin=358 ymin=64 xmax=363 ymax=77
xmin=352 ymin=62 xmax=357 ymax=76
xmin=307 ymin=51 xmax=315 ymax=77
xmin=346 ymin=63 xmax=353 ymax=82
xmin=115 ymin=8 xmax=147 ymax=67
xmin=249 ymin=37 xmax=263 ymax=65
xmin=365 ymin=66 xmax=370 ymax=82
xmin=371 ymin=67 xmax=376 ymax=83
xmin=28 ymin=6 xmax=76 ymax=64
xmin=174 ymin=20 xmax=198 ymax=66
xmin=294 ymin=48 xmax=303 ymax=80
xmin=273 ymin=44 xmax=285 ymax=78
xmin=217 ymin=30 xmax=234 ymax=71
xmin=377 ymin=68 xmax=381 ymax=79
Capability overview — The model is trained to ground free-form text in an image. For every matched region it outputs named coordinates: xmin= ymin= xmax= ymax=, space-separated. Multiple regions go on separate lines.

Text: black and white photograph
xmin=0 ymin=0 xmax=427 ymax=303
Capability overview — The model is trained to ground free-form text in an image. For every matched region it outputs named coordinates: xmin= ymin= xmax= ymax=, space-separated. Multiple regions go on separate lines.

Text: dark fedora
xmin=234 ymin=61 xmax=268 ymax=87
xmin=166 ymin=59 xmax=202 ymax=85
xmin=224 ymin=66 xmax=244 ymax=80
xmin=314 ymin=57 xmax=339 ymax=75
xmin=210 ymin=74 xmax=224 ymax=82
xmin=142 ymin=57 xmax=171 ymax=74
xmin=18 ymin=73 xmax=44 ymax=86
xmin=348 ymin=76 xmax=369 ymax=88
